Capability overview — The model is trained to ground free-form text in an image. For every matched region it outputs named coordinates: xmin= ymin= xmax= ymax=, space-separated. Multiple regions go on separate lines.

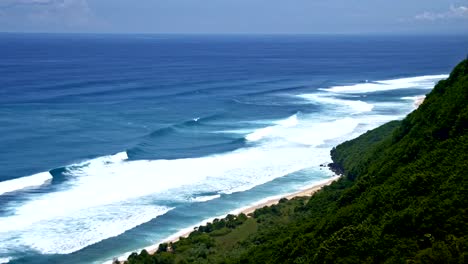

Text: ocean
xmin=0 ymin=34 xmax=466 ymax=264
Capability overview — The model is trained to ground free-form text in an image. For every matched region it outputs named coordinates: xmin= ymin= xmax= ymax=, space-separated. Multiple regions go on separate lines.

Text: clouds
xmin=1 ymin=0 xmax=70 ymax=8
xmin=14 ymin=0 xmax=57 ymax=4
xmin=0 ymin=0 xmax=467 ymax=34
xmin=0 ymin=0 xmax=100 ymax=32
xmin=26 ymin=0 xmax=93 ymax=24
xmin=414 ymin=5 xmax=468 ymax=21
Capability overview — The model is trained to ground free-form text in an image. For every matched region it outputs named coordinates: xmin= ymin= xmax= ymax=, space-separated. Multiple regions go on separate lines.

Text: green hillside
xmin=124 ymin=60 xmax=468 ymax=264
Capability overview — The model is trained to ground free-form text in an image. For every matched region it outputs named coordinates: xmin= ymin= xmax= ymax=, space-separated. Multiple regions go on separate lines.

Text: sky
xmin=0 ymin=0 xmax=467 ymax=34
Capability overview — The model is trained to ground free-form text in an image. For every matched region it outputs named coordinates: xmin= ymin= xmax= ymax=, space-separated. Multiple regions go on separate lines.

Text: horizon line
xmin=1 ymin=31 xmax=468 ymax=37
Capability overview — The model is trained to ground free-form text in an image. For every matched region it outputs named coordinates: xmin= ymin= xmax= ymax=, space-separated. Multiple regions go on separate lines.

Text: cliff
xmin=125 ymin=60 xmax=468 ymax=264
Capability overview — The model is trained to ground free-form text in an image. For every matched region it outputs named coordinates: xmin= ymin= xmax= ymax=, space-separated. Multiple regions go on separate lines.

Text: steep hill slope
xmin=125 ymin=60 xmax=467 ymax=264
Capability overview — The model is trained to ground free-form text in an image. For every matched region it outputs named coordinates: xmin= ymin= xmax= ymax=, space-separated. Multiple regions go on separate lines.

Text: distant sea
xmin=0 ymin=34 xmax=467 ymax=264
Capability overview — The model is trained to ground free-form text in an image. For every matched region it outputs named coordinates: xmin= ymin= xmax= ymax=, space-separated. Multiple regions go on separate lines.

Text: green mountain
xmin=124 ymin=60 xmax=467 ymax=264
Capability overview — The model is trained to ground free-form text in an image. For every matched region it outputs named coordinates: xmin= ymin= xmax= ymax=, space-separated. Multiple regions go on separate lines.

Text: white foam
xmin=0 ymin=257 xmax=11 ymax=264
xmin=401 ymin=96 xmax=416 ymax=101
xmin=0 ymin=172 xmax=53 ymax=196
xmin=246 ymin=113 xmax=360 ymax=147
xmin=245 ymin=113 xmax=359 ymax=146
xmin=401 ymin=95 xmax=426 ymax=103
xmin=110 ymin=174 xmax=341 ymax=264
xmin=0 ymin=146 xmax=314 ymax=254
xmin=245 ymin=114 xmax=298 ymax=142
xmin=0 ymin=71 xmax=441 ymax=261
xmin=245 ymin=126 xmax=275 ymax=142
xmin=0 ymin=114 xmax=359 ymax=255
xmin=321 ymin=74 xmax=448 ymax=94
xmin=4 ymin=205 xmax=172 ymax=254
xmin=190 ymin=194 xmax=221 ymax=203
xmin=298 ymin=93 xmax=374 ymax=114
xmin=284 ymin=118 xmax=359 ymax=147
xmin=73 ymin=151 xmax=128 ymax=168
xmin=0 ymin=88 xmax=413 ymax=256
xmin=274 ymin=114 xmax=299 ymax=127
xmin=402 ymin=95 xmax=426 ymax=107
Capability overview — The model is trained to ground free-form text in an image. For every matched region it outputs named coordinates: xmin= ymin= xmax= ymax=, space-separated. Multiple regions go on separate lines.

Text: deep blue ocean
xmin=0 ymin=34 xmax=467 ymax=264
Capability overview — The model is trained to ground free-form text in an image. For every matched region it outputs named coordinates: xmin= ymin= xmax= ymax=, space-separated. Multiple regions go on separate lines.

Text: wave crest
xmin=320 ymin=74 xmax=448 ymax=94
xmin=0 ymin=172 xmax=53 ymax=196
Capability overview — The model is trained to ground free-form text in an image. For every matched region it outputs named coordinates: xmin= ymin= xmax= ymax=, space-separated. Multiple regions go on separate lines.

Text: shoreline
xmin=113 ymin=92 xmax=428 ymax=263
xmin=112 ymin=173 xmax=341 ymax=263
xmin=140 ymin=174 xmax=341 ymax=256
xmin=414 ymin=95 xmax=425 ymax=108
xmin=238 ymin=175 xmax=340 ymax=215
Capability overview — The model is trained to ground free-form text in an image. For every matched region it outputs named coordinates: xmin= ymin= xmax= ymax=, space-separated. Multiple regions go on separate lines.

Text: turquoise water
xmin=0 ymin=34 xmax=467 ymax=263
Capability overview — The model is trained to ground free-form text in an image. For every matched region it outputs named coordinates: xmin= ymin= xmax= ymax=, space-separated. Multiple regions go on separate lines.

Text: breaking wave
xmin=0 ymin=172 xmax=53 ymax=196
xmin=320 ymin=74 xmax=448 ymax=94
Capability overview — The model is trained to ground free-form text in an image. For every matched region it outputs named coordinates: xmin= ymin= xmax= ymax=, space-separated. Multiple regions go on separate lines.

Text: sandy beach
xmin=142 ymin=175 xmax=341 ymax=256
xmin=240 ymin=175 xmax=340 ymax=215
xmin=414 ymin=95 xmax=426 ymax=108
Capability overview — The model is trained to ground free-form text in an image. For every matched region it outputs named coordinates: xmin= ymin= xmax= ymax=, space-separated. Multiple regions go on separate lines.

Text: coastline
xmin=112 ymin=173 xmax=341 ymax=263
xmin=238 ymin=175 xmax=340 ymax=215
xmin=106 ymin=92 xmax=427 ymax=264
xmin=414 ymin=95 xmax=425 ymax=108
xmin=139 ymin=174 xmax=341 ymax=256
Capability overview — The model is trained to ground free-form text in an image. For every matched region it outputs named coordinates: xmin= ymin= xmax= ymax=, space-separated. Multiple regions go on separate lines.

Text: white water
xmin=245 ymin=114 xmax=299 ymax=142
xmin=112 ymin=174 xmax=340 ymax=264
xmin=189 ymin=194 xmax=221 ymax=203
xmin=0 ymin=74 xmax=448 ymax=258
xmin=0 ymin=152 xmax=129 ymax=197
xmin=298 ymin=93 xmax=374 ymax=114
xmin=0 ymin=115 xmax=355 ymax=255
xmin=1 ymin=205 xmax=173 ymax=254
xmin=320 ymin=74 xmax=448 ymax=94
xmin=0 ymin=172 xmax=52 ymax=196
